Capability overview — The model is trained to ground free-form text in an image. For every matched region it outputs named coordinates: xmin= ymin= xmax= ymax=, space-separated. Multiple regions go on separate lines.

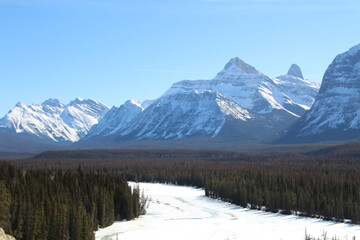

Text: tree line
xmin=114 ymin=157 xmax=360 ymax=223
xmin=0 ymin=161 xmax=142 ymax=240
xmin=13 ymin=146 xmax=360 ymax=225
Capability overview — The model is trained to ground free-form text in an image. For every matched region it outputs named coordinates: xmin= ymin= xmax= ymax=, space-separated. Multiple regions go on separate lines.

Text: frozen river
xmin=96 ymin=182 xmax=360 ymax=240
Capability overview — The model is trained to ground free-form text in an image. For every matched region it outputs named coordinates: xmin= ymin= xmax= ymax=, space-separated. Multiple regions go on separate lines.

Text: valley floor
xmin=95 ymin=183 xmax=360 ymax=240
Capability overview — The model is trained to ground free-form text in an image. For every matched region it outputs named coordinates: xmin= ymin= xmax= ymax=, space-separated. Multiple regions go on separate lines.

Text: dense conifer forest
xmin=11 ymin=143 xmax=360 ymax=225
xmin=0 ymin=161 xmax=142 ymax=240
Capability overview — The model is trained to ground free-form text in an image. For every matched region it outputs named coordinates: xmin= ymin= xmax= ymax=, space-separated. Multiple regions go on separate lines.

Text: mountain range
xmin=0 ymin=98 xmax=109 ymax=144
xmin=82 ymin=58 xmax=319 ymax=146
xmin=1 ymin=43 xmax=359 ymax=152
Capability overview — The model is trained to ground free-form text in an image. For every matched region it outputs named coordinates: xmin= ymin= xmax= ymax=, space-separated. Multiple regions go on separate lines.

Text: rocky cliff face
xmin=278 ymin=44 xmax=360 ymax=143
xmin=287 ymin=64 xmax=304 ymax=79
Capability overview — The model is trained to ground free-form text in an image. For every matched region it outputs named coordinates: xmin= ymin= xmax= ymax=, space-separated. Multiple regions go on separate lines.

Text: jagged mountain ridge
xmin=85 ymin=99 xmax=144 ymax=139
xmin=86 ymin=58 xmax=319 ymax=142
xmin=116 ymin=91 xmax=253 ymax=140
xmin=0 ymin=98 xmax=109 ymax=143
xmin=277 ymin=44 xmax=360 ymax=143
xmin=163 ymin=58 xmax=319 ymax=116
xmin=0 ymin=57 xmax=320 ymax=149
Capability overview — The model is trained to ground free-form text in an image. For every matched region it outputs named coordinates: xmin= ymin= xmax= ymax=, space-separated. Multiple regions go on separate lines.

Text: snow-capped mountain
xmin=278 ymin=44 xmax=360 ymax=143
xmin=276 ymin=64 xmax=320 ymax=116
xmin=0 ymin=98 xmax=109 ymax=143
xmin=85 ymin=58 xmax=319 ymax=143
xmin=116 ymin=91 xmax=254 ymax=140
xmin=85 ymin=99 xmax=143 ymax=138
xmin=0 ymin=57 xmax=320 ymax=149
xmin=163 ymin=58 xmax=319 ymax=117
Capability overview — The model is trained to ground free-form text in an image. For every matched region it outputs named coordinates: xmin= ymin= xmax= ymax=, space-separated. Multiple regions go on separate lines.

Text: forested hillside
xmin=0 ymin=161 xmax=141 ymax=240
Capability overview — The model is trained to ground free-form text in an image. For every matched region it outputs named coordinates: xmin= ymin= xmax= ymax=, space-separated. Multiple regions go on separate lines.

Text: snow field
xmin=96 ymin=182 xmax=360 ymax=240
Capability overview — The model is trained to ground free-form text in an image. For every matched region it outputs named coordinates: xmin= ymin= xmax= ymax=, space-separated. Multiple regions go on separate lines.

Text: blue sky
xmin=0 ymin=0 xmax=360 ymax=116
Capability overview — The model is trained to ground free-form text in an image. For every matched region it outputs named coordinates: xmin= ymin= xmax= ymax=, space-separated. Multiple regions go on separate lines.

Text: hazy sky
xmin=1 ymin=0 xmax=360 ymax=116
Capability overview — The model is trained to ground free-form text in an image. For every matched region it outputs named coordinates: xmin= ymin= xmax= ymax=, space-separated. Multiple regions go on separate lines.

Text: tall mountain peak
xmin=222 ymin=57 xmax=260 ymax=75
xmin=287 ymin=64 xmax=304 ymax=79
xmin=42 ymin=98 xmax=63 ymax=108
xmin=15 ymin=102 xmax=26 ymax=108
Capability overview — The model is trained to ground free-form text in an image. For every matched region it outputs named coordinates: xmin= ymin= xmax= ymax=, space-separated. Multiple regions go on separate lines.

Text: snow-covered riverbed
xmin=95 ymin=182 xmax=360 ymax=240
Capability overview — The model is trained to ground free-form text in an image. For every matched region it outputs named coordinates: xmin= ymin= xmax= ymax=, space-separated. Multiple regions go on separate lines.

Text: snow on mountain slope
xmin=83 ymin=58 xmax=319 ymax=143
xmin=61 ymin=98 xmax=109 ymax=139
xmin=0 ymin=98 xmax=109 ymax=143
xmin=141 ymin=100 xmax=155 ymax=109
xmin=86 ymin=99 xmax=143 ymax=138
xmin=163 ymin=58 xmax=319 ymax=117
xmin=278 ymin=43 xmax=360 ymax=143
xmin=116 ymin=91 xmax=253 ymax=140
xmin=1 ymin=57 xmax=319 ymax=146
xmin=276 ymin=64 xmax=320 ymax=115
